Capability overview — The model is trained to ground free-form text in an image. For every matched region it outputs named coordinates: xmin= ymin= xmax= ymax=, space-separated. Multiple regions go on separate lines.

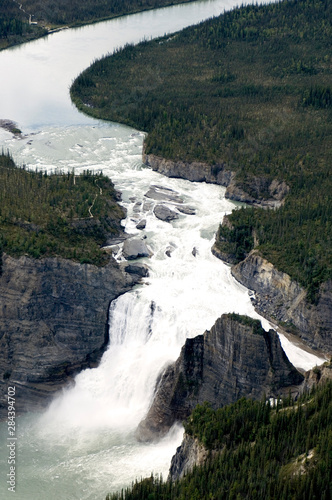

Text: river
xmin=0 ymin=1 xmax=326 ymax=499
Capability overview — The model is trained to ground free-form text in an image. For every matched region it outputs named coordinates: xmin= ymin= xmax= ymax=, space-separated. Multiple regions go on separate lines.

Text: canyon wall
xmin=0 ymin=253 xmax=138 ymax=418
xmin=136 ymin=314 xmax=303 ymax=441
xmin=231 ymin=251 xmax=332 ymax=354
xmin=143 ymin=152 xmax=288 ymax=207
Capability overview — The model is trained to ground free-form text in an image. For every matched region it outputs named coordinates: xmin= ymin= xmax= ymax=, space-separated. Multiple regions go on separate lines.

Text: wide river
xmin=0 ymin=1 xmax=325 ymax=499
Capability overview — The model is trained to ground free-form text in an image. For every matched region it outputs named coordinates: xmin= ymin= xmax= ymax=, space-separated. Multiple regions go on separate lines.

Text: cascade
xmin=0 ymin=1 xmax=326 ymax=498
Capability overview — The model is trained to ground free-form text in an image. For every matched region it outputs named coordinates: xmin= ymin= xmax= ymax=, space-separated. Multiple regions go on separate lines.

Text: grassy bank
xmin=0 ymin=152 xmax=125 ymax=266
xmin=70 ymin=0 xmax=332 ymax=299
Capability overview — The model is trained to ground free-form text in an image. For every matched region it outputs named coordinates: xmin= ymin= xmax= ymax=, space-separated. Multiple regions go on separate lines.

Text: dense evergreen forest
xmin=0 ymin=0 xmax=46 ymax=48
xmin=0 ymin=152 xmax=125 ymax=266
xmin=107 ymin=380 xmax=332 ymax=500
xmin=0 ymin=0 xmax=194 ymax=49
xmin=18 ymin=0 xmax=195 ymax=25
xmin=71 ymin=0 xmax=332 ymax=302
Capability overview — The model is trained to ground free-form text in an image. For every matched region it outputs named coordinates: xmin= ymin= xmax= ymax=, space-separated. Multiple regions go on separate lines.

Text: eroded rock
xmin=122 ymin=238 xmax=150 ymax=260
xmin=136 ymin=314 xmax=303 ymax=441
xmin=153 ymin=204 xmax=179 ymax=223
xmin=0 ymin=253 xmax=138 ymax=418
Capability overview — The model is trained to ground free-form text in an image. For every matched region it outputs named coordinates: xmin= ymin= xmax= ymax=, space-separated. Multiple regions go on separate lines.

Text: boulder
xmin=153 ymin=204 xmax=179 ymax=223
xmin=136 ymin=219 xmax=146 ymax=230
xmin=122 ymin=238 xmax=150 ymax=260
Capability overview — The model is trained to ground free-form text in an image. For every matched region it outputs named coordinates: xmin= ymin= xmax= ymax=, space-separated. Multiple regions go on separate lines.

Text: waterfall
xmin=0 ymin=122 xmax=325 ymax=500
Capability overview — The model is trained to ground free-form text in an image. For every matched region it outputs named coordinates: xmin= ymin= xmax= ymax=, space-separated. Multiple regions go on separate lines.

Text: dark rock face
xmin=225 ymin=177 xmax=289 ymax=208
xmin=143 ymin=152 xmax=287 ymax=207
xmin=168 ymin=433 xmax=211 ymax=481
xmin=143 ymin=153 xmax=233 ymax=187
xmin=0 ymin=253 xmax=138 ymax=419
xmin=231 ymin=251 xmax=332 ymax=354
xmin=124 ymin=263 xmax=149 ymax=277
xmin=122 ymin=238 xmax=150 ymax=259
xmin=136 ymin=314 xmax=303 ymax=441
xmin=153 ymin=204 xmax=179 ymax=222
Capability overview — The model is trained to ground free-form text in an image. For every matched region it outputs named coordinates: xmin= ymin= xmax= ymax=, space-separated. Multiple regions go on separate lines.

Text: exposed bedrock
xmin=230 ymin=251 xmax=332 ymax=354
xmin=0 ymin=253 xmax=139 ymax=419
xmin=143 ymin=152 xmax=288 ymax=207
xmin=136 ymin=314 xmax=303 ymax=441
xmin=168 ymin=433 xmax=213 ymax=481
xmin=169 ymin=361 xmax=332 ymax=481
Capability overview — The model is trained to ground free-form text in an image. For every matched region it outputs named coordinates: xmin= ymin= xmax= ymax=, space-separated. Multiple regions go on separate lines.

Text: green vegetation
xmin=0 ymin=0 xmax=195 ymax=50
xmin=107 ymin=380 xmax=332 ymax=500
xmin=215 ymin=192 xmax=331 ymax=304
xmin=71 ymin=0 xmax=332 ymax=301
xmin=0 ymin=151 xmax=125 ymax=265
xmin=18 ymin=0 xmax=195 ymax=26
xmin=227 ymin=313 xmax=264 ymax=335
xmin=0 ymin=0 xmax=47 ymax=49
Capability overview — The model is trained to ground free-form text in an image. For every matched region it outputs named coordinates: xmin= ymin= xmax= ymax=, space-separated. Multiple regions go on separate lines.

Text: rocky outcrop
xmin=122 ymin=237 xmax=150 ymax=259
xmin=143 ymin=152 xmax=288 ymax=207
xmin=225 ymin=176 xmax=289 ymax=208
xmin=124 ymin=263 xmax=150 ymax=277
xmin=143 ymin=153 xmax=233 ymax=186
xmin=231 ymin=251 xmax=332 ymax=354
xmin=169 ymin=363 xmax=332 ymax=482
xmin=303 ymin=361 xmax=332 ymax=391
xmin=0 ymin=253 xmax=139 ymax=419
xmin=168 ymin=433 xmax=212 ymax=481
xmin=136 ymin=314 xmax=303 ymax=441
xmin=153 ymin=204 xmax=179 ymax=222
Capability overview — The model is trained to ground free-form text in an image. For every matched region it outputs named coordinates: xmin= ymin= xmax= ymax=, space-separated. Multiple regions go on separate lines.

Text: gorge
xmin=0 ymin=1 xmax=330 ymax=499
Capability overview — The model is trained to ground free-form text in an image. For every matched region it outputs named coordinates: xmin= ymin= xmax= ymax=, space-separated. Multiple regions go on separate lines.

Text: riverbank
xmin=0 ymin=0 xmax=196 ymax=51
xmin=70 ymin=0 xmax=332 ymax=353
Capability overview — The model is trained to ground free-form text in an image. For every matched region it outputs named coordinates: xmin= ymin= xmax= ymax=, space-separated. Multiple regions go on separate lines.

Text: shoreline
xmin=0 ymin=0 xmax=196 ymax=52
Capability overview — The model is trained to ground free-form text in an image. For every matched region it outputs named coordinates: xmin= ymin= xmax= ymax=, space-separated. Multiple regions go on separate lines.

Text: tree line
xmin=70 ymin=0 xmax=332 ymax=301
xmin=0 ymin=151 xmax=125 ymax=265
xmin=0 ymin=0 xmax=194 ymax=49
xmin=106 ymin=379 xmax=332 ymax=500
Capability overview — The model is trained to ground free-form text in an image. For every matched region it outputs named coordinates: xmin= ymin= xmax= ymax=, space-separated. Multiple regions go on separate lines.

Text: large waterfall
xmin=0 ymin=1 xmax=326 ymax=499
xmin=0 ymin=123 xmax=324 ymax=500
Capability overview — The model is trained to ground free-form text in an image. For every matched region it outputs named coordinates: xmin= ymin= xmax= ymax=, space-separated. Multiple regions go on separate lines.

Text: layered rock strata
xmin=169 ymin=361 xmax=332 ymax=481
xmin=143 ymin=152 xmax=288 ymax=207
xmin=168 ymin=433 xmax=212 ymax=481
xmin=231 ymin=251 xmax=332 ymax=354
xmin=136 ymin=314 xmax=303 ymax=441
xmin=0 ymin=253 xmax=139 ymax=419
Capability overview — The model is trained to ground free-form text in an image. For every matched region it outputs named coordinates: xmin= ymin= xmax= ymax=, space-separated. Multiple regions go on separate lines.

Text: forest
xmin=106 ymin=379 xmax=332 ymax=500
xmin=0 ymin=0 xmax=47 ymax=48
xmin=70 ymin=0 xmax=332 ymax=302
xmin=17 ymin=0 xmax=195 ymax=25
xmin=0 ymin=0 xmax=194 ymax=49
xmin=0 ymin=151 xmax=125 ymax=266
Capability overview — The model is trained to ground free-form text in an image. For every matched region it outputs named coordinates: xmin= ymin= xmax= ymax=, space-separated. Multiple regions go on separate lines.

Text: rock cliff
xmin=136 ymin=314 xmax=303 ymax=441
xmin=143 ymin=152 xmax=288 ymax=207
xmin=0 ymin=253 xmax=138 ymax=419
xmin=169 ymin=361 xmax=332 ymax=481
xmin=231 ymin=251 xmax=332 ymax=354
xmin=168 ymin=433 xmax=212 ymax=481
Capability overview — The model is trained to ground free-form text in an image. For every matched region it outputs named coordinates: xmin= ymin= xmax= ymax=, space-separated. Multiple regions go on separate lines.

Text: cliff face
xmin=143 ymin=152 xmax=288 ymax=207
xmin=0 ymin=253 xmax=138 ymax=418
xmin=136 ymin=314 xmax=303 ymax=441
xmin=169 ymin=361 xmax=332 ymax=482
xmin=168 ymin=433 xmax=211 ymax=481
xmin=231 ymin=251 xmax=332 ymax=354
